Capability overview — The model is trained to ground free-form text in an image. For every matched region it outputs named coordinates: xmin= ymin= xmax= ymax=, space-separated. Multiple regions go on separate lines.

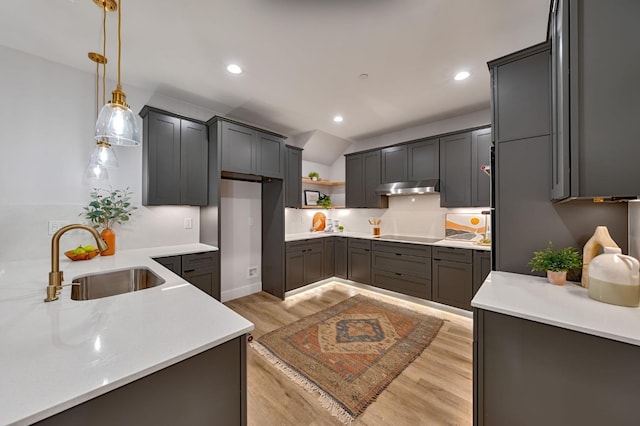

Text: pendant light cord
xmin=117 ymin=0 xmax=121 ymax=90
xmin=102 ymin=3 xmax=107 ymax=106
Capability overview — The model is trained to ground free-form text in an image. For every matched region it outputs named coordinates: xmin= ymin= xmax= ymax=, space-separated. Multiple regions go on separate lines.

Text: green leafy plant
xmin=528 ymin=242 xmax=582 ymax=272
xmin=317 ymin=193 xmax=331 ymax=209
xmin=82 ymin=187 xmax=137 ymax=231
xmin=308 ymin=171 xmax=320 ymax=180
xmin=338 ymin=225 xmax=344 ymax=231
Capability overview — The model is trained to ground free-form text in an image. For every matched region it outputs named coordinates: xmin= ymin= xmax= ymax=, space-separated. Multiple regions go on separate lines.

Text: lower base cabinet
xmin=474 ymin=310 xmax=640 ymax=425
xmin=371 ymin=241 xmax=432 ymax=299
xmin=37 ymin=335 xmax=247 ymax=426
xmin=334 ymin=237 xmax=348 ymax=278
xmin=347 ymin=238 xmax=371 ymax=285
xmin=323 ymin=237 xmax=335 ymax=278
xmin=473 ymin=250 xmax=491 ymax=296
xmin=432 ymin=246 xmax=473 ymax=310
xmin=285 ymin=240 xmax=323 ymax=291
xmin=154 ymin=251 xmax=220 ymax=301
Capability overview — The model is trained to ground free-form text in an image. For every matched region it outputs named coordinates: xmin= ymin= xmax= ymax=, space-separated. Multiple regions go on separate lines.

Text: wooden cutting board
xmin=312 ymin=212 xmax=326 ymax=231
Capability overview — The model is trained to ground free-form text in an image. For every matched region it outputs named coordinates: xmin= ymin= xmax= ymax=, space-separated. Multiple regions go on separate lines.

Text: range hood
xmin=375 ymin=179 xmax=440 ymax=196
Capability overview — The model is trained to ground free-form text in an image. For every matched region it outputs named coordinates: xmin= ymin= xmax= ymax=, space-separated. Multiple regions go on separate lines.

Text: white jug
xmin=588 ymin=247 xmax=640 ymax=307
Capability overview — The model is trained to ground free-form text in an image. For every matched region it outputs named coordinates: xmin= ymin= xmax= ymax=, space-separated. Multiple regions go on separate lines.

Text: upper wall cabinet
xmin=285 ymin=145 xmax=302 ymax=208
xmin=439 ymin=129 xmax=491 ymax=208
xmin=140 ymin=106 xmax=208 ymax=206
xmin=208 ymin=118 xmax=285 ymax=179
xmin=345 ymin=150 xmax=388 ymax=208
xmin=380 ymin=138 xmax=439 ymax=183
xmin=550 ymin=0 xmax=640 ymax=200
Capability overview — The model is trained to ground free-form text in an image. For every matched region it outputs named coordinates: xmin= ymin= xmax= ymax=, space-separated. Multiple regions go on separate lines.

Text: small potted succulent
xmin=528 ymin=242 xmax=582 ymax=285
xmin=308 ymin=171 xmax=320 ymax=181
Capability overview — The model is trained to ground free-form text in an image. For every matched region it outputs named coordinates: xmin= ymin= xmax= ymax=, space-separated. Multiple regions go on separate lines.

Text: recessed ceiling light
xmin=454 ymin=71 xmax=470 ymax=81
xmin=333 ymin=115 xmax=344 ymax=123
xmin=227 ymin=64 xmax=243 ymax=74
xmin=359 ymin=73 xmax=369 ymax=80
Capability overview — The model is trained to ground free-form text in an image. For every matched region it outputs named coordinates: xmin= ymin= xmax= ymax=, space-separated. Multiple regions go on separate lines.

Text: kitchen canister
xmin=588 ymin=247 xmax=640 ymax=307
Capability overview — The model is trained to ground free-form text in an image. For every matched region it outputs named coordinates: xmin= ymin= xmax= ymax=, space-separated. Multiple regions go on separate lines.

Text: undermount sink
xmin=71 ymin=267 xmax=165 ymax=301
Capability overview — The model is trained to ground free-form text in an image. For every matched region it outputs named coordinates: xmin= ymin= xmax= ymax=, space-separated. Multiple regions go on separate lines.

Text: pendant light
xmin=86 ymin=1 xmax=118 ymax=183
xmin=94 ymin=0 xmax=140 ymax=146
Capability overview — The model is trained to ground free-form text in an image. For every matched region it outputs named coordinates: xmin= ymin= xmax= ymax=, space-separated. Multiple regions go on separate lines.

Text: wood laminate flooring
xmin=225 ymin=282 xmax=473 ymax=426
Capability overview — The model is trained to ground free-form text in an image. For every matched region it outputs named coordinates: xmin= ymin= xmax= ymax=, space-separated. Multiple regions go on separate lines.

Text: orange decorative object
xmin=100 ymin=228 xmax=116 ymax=256
xmin=312 ymin=212 xmax=326 ymax=231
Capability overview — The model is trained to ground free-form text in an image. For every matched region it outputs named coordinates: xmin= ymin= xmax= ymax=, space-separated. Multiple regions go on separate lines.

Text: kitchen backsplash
xmin=285 ymin=194 xmax=488 ymax=237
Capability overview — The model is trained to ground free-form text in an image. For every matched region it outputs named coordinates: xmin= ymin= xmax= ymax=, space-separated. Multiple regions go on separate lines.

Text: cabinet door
xmin=408 ymin=138 xmax=439 ymax=181
xmin=257 ymin=132 xmax=284 ymax=179
xmin=473 ymin=250 xmax=491 ymax=297
xmin=348 ymin=248 xmax=371 ymax=285
xmin=183 ymin=267 xmax=216 ymax=298
xmin=381 ymin=145 xmax=407 ymax=183
xmin=145 ymin=112 xmax=181 ymax=205
xmin=305 ymin=246 xmax=324 ymax=285
xmin=153 ymin=255 xmax=181 ymax=274
xmin=471 ymin=128 xmax=492 ymax=207
xmin=432 ymin=259 xmax=473 ymax=310
xmin=335 ymin=237 xmax=348 ymax=278
xmin=440 ymin=132 xmax=472 ymax=207
xmin=285 ymin=146 xmax=302 ymax=208
xmin=363 ymin=150 xmax=388 ymax=208
xmin=285 ymin=251 xmax=305 ymax=291
xmin=323 ymin=237 xmax=335 ymax=278
xmin=345 ymin=154 xmax=363 ymax=208
xmin=221 ymin=122 xmax=256 ymax=175
xmin=182 ymin=252 xmax=218 ymax=299
xmin=180 ymin=120 xmax=208 ymax=206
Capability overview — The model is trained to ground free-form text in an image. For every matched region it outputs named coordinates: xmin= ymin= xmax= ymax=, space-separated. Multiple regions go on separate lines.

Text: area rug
xmin=251 ymin=294 xmax=444 ymax=424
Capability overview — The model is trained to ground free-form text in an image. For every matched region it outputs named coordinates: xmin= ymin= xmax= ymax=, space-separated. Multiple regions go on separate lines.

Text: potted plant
xmin=82 ymin=187 xmax=137 ymax=256
xmin=528 ymin=242 xmax=582 ymax=285
xmin=317 ymin=193 xmax=331 ymax=209
xmin=308 ymin=171 xmax=320 ymax=181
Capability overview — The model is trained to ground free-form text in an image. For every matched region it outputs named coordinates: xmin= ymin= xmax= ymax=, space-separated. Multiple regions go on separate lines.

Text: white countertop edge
xmin=472 ymin=271 xmax=640 ymax=346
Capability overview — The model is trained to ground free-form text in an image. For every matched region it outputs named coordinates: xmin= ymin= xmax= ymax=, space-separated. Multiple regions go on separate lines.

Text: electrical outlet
xmin=247 ymin=266 xmax=259 ymax=279
xmin=184 ymin=218 xmax=193 ymax=229
xmin=48 ymin=220 xmax=70 ymax=236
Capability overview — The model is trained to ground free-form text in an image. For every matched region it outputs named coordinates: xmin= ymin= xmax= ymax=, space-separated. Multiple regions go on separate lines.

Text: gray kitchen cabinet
xmin=474 ymin=309 xmax=640 ymax=426
xmin=334 ymin=236 xmax=348 ymax=279
xmin=285 ymin=240 xmax=324 ymax=291
xmin=407 ymin=138 xmax=439 ymax=181
xmin=432 ymin=246 xmax=473 ymax=310
xmin=472 ymin=250 xmax=491 ymax=296
xmin=153 ymin=251 xmax=220 ymax=300
xmin=381 ymin=145 xmax=407 ymax=183
xmin=209 ymin=117 xmax=285 ymax=179
xmin=345 ymin=151 xmax=388 ymax=208
xmin=285 ymin=145 xmax=302 ymax=208
xmin=347 ymin=238 xmax=371 ymax=285
xmin=550 ymin=0 xmax=640 ymax=201
xmin=323 ymin=237 xmax=335 ymax=278
xmin=140 ymin=106 xmax=208 ymax=206
xmin=440 ymin=129 xmax=491 ymax=208
xmin=38 ymin=335 xmax=247 ymax=426
xmin=371 ymin=241 xmax=432 ymax=299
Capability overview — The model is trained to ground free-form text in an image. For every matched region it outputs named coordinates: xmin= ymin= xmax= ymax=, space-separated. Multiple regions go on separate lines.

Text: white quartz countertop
xmin=0 ymin=243 xmax=254 ymax=426
xmin=472 ymin=271 xmax=640 ymax=346
xmin=285 ymin=232 xmax=491 ymax=251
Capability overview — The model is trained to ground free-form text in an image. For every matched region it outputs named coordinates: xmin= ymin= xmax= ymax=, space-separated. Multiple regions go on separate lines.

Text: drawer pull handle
xmin=395 ymin=272 xmax=402 ymax=276
xmin=395 ymin=253 xmax=402 ymax=256
xmin=183 ymin=269 xmax=195 ymax=273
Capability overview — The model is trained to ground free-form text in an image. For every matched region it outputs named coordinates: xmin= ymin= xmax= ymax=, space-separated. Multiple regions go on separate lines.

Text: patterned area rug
xmin=251 ymin=294 xmax=444 ymax=424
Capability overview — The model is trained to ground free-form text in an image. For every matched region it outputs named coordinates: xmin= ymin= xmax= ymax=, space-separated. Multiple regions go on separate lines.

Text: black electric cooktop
xmin=378 ymin=235 xmax=441 ymax=244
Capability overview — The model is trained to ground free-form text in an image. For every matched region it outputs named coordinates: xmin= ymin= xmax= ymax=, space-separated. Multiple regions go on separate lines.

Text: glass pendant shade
xmin=84 ymin=163 xmax=110 ymax=184
xmin=95 ymin=99 xmax=141 ymax=146
xmin=89 ymin=141 xmax=119 ymax=168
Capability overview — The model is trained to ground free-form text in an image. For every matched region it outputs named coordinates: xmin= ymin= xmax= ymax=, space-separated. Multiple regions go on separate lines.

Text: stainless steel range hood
xmin=375 ymin=179 xmax=440 ymax=196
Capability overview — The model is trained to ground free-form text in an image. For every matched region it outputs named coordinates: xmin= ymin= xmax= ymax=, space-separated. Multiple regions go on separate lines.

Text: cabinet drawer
xmin=286 ymin=240 xmax=308 ymax=253
xmin=372 ymin=241 xmax=431 ymax=258
xmin=153 ymin=255 xmax=181 ymax=274
xmin=348 ymin=238 xmax=371 ymax=250
xmin=372 ymin=251 xmax=431 ymax=278
xmin=182 ymin=251 xmax=216 ymax=272
xmin=432 ymin=246 xmax=472 ymax=263
xmin=372 ymin=270 xmax=431 ymax=300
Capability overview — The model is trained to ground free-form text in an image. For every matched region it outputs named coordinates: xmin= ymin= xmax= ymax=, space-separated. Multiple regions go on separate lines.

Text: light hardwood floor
xmin=225 ymin=282 xmax=473 ymax=426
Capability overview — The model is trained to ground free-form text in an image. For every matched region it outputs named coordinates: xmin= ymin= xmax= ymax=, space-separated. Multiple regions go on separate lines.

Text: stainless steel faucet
xmin=45 ymin=224 xmax=109 ymax=302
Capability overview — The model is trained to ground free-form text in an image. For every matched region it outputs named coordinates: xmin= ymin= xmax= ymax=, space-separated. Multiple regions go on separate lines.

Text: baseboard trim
xmin=221 ymin=282 xmax=262 ymax=303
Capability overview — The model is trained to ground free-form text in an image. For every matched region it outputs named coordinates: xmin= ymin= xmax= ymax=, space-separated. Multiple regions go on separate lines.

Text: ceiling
xmin=0 ymin=0 xmax=549 ymax=143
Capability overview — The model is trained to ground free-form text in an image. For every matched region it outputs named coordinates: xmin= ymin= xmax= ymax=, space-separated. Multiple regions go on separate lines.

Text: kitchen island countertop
xmin=0 ymin=243 xmax=253 ymax=426
xmin=472 ymin=271 xmax=640 ymax=346
xmin=285 ymin=232 xmax=491 ymax=251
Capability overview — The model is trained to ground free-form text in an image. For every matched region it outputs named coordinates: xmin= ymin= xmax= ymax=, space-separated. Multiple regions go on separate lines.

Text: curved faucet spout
xmin=45 ymin=224 xmax=109 ymax=302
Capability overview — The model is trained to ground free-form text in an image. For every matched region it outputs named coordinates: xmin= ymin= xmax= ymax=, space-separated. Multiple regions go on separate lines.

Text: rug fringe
xmin=250 ymin=341 xmax=355 ymax=425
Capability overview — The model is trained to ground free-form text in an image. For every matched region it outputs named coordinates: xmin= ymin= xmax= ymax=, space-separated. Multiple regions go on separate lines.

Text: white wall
xmin=220 ymin=180 xmax=262 ymax=302
xmin=0 ymin=46 xmax=213 ymax=261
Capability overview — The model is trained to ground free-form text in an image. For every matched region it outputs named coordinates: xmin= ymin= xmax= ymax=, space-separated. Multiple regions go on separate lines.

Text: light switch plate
xmin=48 ymin=220 xmax=70 ymax=236
xmin=184 ymin=218 xmax=193 ymax=229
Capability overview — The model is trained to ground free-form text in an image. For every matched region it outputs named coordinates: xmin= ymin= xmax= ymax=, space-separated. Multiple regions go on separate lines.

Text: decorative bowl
xmin=64 ymin=249 xmax=100 ymax=261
